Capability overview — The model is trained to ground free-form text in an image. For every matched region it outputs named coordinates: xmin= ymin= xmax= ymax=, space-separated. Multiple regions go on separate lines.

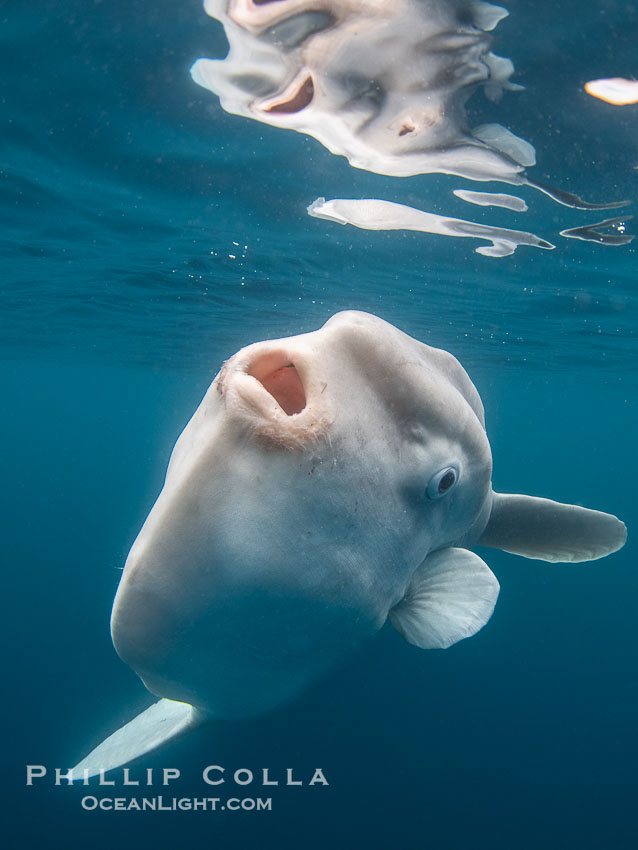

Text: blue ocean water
xmin=2 ymin=1 xmax=637 ymax=848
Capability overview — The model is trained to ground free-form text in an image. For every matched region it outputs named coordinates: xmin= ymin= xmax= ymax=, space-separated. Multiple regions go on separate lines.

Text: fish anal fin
xmin=71 ymin=698 xmax=207 ymax=779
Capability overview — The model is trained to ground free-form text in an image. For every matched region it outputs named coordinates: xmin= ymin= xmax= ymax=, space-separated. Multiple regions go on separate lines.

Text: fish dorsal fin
xmin=479 ymin=492 xmax=627 ymax=562
xmin=389 ymin=548 xmax=500 ymax=650
xmin=70 ymin=699 xmax=208 ymax=779
xmin=471 ymin=2 xmax=509 ymax=31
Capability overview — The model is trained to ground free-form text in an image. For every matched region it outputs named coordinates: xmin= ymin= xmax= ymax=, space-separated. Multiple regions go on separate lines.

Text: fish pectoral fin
xmin=479 ymin=492 xmax=627 ymax=562
xmin=472 ymin=123 xmax=535 ymax=166
xmin=70 ymin=698 xmax=207 ymax=779
xmin=389 ymin=548 xmax=500 ymax=650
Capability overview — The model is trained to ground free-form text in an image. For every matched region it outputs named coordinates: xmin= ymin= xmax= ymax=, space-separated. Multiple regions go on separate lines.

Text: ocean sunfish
xmin=191 ymin=1 xmax=626 ymax=209
xmin=71 ymin=312 xmax=626 ymax=776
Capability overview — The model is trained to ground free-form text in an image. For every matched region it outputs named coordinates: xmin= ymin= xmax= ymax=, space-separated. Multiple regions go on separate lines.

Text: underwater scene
xmin=3 ymin=1 xmax=637 ymax=848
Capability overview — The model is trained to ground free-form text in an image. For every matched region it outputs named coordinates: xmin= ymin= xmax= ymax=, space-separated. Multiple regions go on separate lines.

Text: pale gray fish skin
xmin=191 ymin=1 xmax=529 ymax=183
xmin=192 ymin=1 xmax=627 ymax=207
xmin=111 ymin=311 xmax=494 ymax=718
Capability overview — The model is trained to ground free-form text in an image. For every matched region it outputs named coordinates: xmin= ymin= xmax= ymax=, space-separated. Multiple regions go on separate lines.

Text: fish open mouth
xmin=246 ymin=353 xmax=307 ymax=415
xmin=217 ymin=342 xmax=333 ymax=446
xmin=261 ymin=73 xmax=314 ymax=115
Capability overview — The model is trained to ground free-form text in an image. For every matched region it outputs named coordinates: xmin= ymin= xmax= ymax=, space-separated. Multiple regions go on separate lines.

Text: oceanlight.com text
xmin=80 ymin=795 xmax=273 ymax=812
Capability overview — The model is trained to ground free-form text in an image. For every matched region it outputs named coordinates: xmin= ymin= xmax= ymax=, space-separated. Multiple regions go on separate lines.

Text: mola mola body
xmin=72 ymin=311 xmax=626 ymax=777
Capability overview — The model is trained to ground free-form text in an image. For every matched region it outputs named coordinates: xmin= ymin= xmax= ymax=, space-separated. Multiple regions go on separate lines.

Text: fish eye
xmin=426 ymin=466 xmax=458 ymax=500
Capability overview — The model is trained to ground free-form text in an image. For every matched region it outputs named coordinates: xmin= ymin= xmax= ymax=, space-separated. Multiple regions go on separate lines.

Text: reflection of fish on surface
xmin=71 ymin=312 xmax=627 ymax=777
xmin=452 ymin=189 xmax=528 ymax=212
xmin=192 ymin=0 xmax=625 ymax=210
xmin=309 ymin=198 xmax=636 ymax=253
xmin=560 ymin=216 xmax=634 ymax=247
xmin=585 ymin=78 xmax=638 ymax=106
xmin=308 ymin=197 xmax=553 ymax=257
